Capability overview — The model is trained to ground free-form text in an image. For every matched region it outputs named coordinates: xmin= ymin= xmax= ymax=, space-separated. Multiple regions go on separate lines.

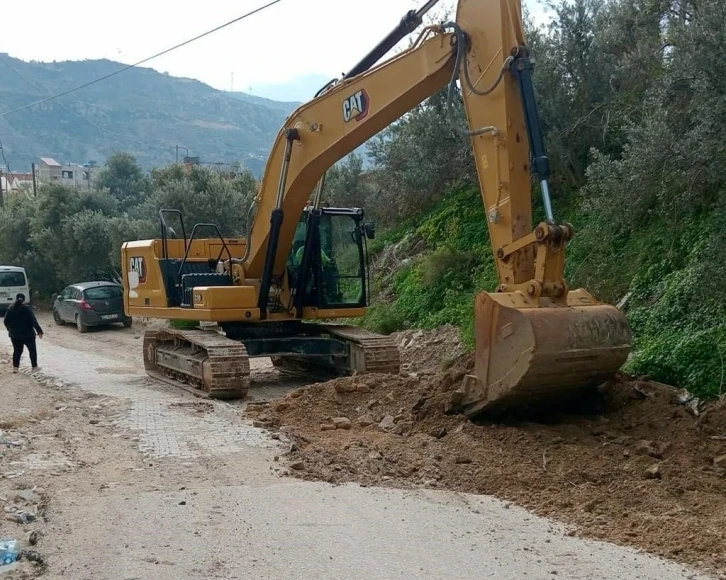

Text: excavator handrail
xmin=159 ymin=209 xmax=187 ymax=259
xmin=177 ymin=223 xmax=234 ymax=280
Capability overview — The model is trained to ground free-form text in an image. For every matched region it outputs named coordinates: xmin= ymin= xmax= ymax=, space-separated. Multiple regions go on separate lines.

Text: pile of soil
xmin=249 ymin=356 xmax=726 ymax=575
xmin=391 ymin=324 xmax=466 ymax=373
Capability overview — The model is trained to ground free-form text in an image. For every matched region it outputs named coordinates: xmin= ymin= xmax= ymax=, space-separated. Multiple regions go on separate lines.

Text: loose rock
xmin=645 ymin=465 xmax=661 ymax=480
xmin=14 ymin=490 xmax=34 ymax=503
xmin=333 ymin=417 xmax=352 ymax=430
xmin=634 ymin=440 xmax=664 ymax=459
xmin=378 ymin=415 xmax=395 ymax=430
xmin=393 ymin=421 xmax=413 ymax=436
xmin=357 ymin=415 xmax=375 ymax=427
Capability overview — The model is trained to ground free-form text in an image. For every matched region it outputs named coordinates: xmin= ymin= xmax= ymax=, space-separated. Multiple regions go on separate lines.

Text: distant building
xmin=36 ymin=157 xmax=98 ymax=190
xmin=0 ymin=172 xmax=34 ymax=200
xmin=37 ymin=157 xmax=61 ymax=182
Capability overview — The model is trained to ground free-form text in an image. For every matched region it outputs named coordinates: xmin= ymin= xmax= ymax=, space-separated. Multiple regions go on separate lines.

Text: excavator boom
xmin=243 ymin=29 xmax=459 ymax=281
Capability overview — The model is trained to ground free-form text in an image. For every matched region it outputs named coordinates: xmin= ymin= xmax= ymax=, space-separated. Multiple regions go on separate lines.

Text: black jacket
xmin=3 ymin=303 xmax=43 ymax=340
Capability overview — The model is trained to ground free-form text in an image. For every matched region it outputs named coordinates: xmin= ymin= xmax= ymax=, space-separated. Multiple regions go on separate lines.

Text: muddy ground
xmin=248 ymin=325 xmax=726 ymax=576
xmin=0 ymin=313 xmax=723 ymax=578
xmin=0 ymin=364 xmax=127 ymax=577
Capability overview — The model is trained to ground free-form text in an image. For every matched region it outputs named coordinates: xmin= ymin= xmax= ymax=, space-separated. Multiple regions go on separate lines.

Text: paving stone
xmin=8 ymin=336 xmax=281 ymax=460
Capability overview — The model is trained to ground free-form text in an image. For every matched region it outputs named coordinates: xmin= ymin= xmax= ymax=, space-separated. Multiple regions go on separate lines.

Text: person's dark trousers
xmin=11 ymin=336 xmax=37 ymax=368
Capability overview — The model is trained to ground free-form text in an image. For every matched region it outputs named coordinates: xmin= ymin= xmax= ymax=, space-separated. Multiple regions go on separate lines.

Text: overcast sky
xmin=2 ymin=0 xmax=550 ymax=97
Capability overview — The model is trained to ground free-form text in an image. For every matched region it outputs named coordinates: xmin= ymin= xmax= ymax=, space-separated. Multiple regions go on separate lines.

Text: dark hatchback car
xmin=53 ymin=282 xmax=132 ymax=333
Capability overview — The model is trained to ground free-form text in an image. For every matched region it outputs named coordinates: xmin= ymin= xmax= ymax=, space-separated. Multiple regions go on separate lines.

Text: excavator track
xmin=143 ymin=329 xmax=250 ymax=399
xmin=270 ymin=324 xmax=401 ymax=378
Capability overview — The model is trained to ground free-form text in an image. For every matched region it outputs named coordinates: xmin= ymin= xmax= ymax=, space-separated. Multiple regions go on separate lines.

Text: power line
xmin=0 ymin=0 xmax=284 ymax=118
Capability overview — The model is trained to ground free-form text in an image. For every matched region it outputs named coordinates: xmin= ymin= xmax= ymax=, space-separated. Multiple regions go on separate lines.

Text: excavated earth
xmin=248 ymin=326 xmax=726 ymax=576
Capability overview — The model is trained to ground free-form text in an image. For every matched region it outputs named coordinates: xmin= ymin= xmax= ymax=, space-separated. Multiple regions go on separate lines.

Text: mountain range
xmin=243 ymin=74 xmax=333 ymax=103
xmin=0 ymin=55 xmax=315 ymax=177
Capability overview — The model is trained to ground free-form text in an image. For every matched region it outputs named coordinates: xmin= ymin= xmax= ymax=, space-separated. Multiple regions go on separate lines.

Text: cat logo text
xmin=342 ymin=89 xmax=370 ymax=123
xmin=129 ymin=256 xmax=147 ymax=284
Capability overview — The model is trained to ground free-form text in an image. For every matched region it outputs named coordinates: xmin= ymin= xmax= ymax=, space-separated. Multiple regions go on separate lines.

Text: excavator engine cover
xmin=459 ymin=289 xmax=632 ymax=417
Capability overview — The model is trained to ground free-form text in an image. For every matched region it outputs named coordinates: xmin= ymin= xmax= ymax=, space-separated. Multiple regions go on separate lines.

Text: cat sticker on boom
xmin=343 ymin=89 xmax=369 ymax=123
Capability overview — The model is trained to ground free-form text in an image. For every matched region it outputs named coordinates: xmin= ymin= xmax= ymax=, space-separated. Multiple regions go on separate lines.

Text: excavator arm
xmin=244 ymin=0 xmax=579 ymax=310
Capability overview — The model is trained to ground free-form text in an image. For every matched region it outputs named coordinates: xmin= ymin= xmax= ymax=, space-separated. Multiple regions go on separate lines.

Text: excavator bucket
xmin=458 ymin=288 xmax=632 ymax=417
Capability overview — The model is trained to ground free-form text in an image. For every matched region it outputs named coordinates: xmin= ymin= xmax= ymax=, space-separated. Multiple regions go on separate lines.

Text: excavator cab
xmin=286 ymin=206 xmax=373 ymax=313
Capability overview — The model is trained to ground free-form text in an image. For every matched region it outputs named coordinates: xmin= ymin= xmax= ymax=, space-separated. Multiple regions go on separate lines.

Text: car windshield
xmin=83 ymin=286 xmax=122 ymax=300
xmin=0 ymin=272 xmax=26 ymax=287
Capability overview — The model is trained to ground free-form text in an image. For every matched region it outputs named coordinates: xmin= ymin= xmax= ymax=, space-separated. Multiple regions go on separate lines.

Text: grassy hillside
xmin=337 ymin=0 xmax=726 ymax=401
xmin=361 ymin=189 xmax=496 ymax=343
xmin=0 ymin=55 xmax=293 ymax=175
xmin=360 ymin=188 xmax=726 ymax=400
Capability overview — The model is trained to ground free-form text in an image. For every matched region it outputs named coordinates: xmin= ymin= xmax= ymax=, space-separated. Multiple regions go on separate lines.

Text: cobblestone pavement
xmin=2 ymin=329 xmax=280 ymax=460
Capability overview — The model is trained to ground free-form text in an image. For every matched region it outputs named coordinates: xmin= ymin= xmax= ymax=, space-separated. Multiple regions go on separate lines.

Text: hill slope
xmin=246 ymin=73 xmax=332 ymax=102
xmin=0 ymin=55 xmax=297 ymax=175
xmin=229 ymin=92 xmax=300 ymax=116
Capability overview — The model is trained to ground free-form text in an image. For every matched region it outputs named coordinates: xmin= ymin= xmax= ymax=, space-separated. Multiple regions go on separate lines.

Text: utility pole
xmin=31 ymin=163 xmax=37 ymax=197
xmin=0 ymin=169 xmax=4 ymax=208
xmin=173 ymin=145 xmax=189 ymax=164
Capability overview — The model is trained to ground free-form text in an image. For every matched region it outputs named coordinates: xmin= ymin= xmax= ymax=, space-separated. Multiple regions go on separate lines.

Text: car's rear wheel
xmin=75 ymin=315 xmax=88 ymax=334
xmin=53 ymin=309 xmax=65 ymax=326
xmin=123 ymin=318 xmax=133 ymax=328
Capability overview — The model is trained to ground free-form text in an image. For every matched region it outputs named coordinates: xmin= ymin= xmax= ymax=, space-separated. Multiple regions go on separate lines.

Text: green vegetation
xmin=169 ymin=319 xmax=201 ymax=330
xmin=346 ymin=0 xmax=726 ymax=399
xmin=0 ymin=152 xmax=256 ymax=297
xmin=360 ymin=189 xmax=497 ymax=346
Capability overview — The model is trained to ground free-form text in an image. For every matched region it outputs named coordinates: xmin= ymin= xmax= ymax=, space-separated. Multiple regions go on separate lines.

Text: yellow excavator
xmin=121 ymin=0 xmax=632 ymax=415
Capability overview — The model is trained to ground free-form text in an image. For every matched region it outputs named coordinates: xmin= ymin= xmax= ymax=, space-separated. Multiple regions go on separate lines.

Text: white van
xmin=0 ymin=266 xmax=30 ymax=314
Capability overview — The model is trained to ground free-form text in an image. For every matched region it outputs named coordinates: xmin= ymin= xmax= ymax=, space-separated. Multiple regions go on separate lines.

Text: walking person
xmin=3 ymin=293 xmax=43 ymax=373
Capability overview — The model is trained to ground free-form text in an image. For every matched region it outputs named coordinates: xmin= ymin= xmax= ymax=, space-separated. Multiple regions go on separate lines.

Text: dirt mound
xmin=248 ymin=361 xmax=726 ymax=576
xmin=391 ymin=324 xmax=466 ymax=374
